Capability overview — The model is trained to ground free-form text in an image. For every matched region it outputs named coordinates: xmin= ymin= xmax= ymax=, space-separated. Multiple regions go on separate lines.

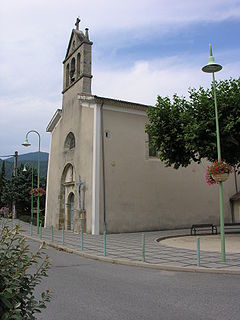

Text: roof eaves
xmin=46 ymin=109 xmax=62 ymax=132
xmin=93 ymin=95 xmax=152 ymax=110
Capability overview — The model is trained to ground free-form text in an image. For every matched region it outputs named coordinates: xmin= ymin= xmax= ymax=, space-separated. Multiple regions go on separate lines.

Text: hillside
xmin=0 ymin=152 xmax=48 ymax=179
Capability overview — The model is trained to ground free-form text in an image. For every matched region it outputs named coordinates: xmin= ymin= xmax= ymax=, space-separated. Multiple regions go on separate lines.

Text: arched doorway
xmin=59 ymin=163 xmax=75 ymax=230
xmin=67 ymin=192 xmax=75 ymax=230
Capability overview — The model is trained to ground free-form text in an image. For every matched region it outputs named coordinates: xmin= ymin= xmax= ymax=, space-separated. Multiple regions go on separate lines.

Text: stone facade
xmin=45 ymin=21 xmax=236 ymax=234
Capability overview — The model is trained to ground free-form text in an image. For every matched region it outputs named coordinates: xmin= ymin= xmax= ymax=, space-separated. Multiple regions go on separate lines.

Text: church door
xmin=69 ymin=193 xmax=74 ymax=230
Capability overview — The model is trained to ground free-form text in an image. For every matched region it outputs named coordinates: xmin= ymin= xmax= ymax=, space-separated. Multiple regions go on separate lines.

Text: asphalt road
xmin=28 ymin=240 xmax=240 ymax=320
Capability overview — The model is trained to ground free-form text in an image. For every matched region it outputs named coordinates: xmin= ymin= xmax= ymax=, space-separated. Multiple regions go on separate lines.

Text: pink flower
xmin=205 ymin=166 xmax=216 ymax=186
xmin=205 ymin=160 xmax=232 ymax=186
xmin=29 ymin=188 xmax=46 ymax=197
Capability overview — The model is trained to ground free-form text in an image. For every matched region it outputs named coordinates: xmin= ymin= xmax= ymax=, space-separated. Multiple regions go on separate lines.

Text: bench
xmin=224 ymin=223 xmax=240 ymax=232
xmin=191 ymin=224 xmax=217 ymax=235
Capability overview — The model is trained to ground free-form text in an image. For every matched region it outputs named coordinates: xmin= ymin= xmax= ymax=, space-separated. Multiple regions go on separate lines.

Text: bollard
xmin=51 ymin=225 xmax=53 ymax=242
xmin=104 ymin=230 xmax=106 ymax=257
xmin=142 ymin=233 xmax=145 ymax=262
xmin=30 ymin=222 xmax=33 ymax=236
xmin=40 ymin=222 xmax=42 ymax=240
xmin=81 ymin=226 xmax=84 ymax=251
xmin=197 ymin=236 xmax=200 ymax=267
xmin=62 ymin=225 xmax=64 ymax=245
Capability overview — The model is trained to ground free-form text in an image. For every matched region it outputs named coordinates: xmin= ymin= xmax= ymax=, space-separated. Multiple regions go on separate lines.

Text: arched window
xmin=77 ymin=53 xmax=81 ymax=78
xmin=70 ymin=57 xmax=75 ymax=82
xmin=66 ymin=64 xmax=69 ymax=87
xmin=64 ymin=132 xmax=75 ymax=150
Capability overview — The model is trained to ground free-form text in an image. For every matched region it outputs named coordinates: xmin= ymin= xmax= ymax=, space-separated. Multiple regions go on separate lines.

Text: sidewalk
xmin=3 ymin=219 xmax=240 ymax=274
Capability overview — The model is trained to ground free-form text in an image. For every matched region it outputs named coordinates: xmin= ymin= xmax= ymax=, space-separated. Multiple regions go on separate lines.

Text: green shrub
xmin=0 ymin=221 xmax=51 ymax=319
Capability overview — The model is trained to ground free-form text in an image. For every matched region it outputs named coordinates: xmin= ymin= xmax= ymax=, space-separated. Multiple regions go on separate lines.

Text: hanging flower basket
xmin=205 ymin=160 xmax=232 ymax=186
xmin=30 ymin=188 xmax=46 ymax=197
xmin=212 ymin=172 xmax=229 ymax=183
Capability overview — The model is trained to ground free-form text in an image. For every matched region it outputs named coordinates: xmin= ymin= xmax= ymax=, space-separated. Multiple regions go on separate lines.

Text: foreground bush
xmin=0 ymin=222 xmax=51 ymax=319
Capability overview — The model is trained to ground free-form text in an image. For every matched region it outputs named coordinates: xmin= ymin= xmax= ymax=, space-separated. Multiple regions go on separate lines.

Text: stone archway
xmin=59 ymin=163 xmax=75 ymax=230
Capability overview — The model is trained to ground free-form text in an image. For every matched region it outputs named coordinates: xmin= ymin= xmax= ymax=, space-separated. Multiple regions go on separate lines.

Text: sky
xmin=0 ymin=0 xmax=240 ymax=157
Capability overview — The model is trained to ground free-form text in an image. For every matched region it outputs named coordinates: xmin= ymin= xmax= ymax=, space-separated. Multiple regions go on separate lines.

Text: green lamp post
xmin=202 ymin=44 xmax=225 ymax=262
xmin=22 ymin=130 xmax=41 ymax=234
xmin=23 ymin=163 xmax=34 ymax=223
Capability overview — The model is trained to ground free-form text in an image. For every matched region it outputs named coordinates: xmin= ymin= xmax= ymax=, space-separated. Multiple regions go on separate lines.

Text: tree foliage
xmin=0 ymin=222 xmax=50 ymax=319
xmin=0 ymin=164 xmax=46 ymax=219
xmin=146 ymin=77 xmax=240 ymax=169
xmin=0 ymin=161 xmax=6 ymax=208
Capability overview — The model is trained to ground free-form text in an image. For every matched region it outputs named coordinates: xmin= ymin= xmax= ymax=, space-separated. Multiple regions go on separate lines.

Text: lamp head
xmin=202 ymin=43 xmax=222 ymax=73
xmin=23 ymin=164 xmax=27 ymax=172
xmin=22 ymin=138 xmax=31 ymax=147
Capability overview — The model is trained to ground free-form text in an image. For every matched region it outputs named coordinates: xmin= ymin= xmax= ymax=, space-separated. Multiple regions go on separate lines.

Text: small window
xmin=64 ymin=132 xmax=75 ymax=150
xmin=148 ymin=134 xmax=157 ymax=157
xmin=105 ymin=130 xmax=111 ymax=139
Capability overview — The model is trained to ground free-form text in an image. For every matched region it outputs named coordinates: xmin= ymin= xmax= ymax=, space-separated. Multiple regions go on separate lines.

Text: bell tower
xmin=62 ymin=18 xmax=93 ymax=94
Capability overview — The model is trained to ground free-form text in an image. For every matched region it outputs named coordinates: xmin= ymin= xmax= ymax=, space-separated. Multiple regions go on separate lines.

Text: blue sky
xmin=0 ymin=0 xmax=240 ymax=156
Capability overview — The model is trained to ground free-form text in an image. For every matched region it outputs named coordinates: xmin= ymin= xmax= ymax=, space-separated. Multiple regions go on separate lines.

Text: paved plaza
xmin=2 ymin=219 xmax=240 ymax=273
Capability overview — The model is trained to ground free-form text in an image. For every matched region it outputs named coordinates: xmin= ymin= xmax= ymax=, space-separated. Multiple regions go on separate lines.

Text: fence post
xmin=51 ymin=225 xmax=53 ymax=242
xmin=197 ymin=236 xmax=200 ymax=267
xmin=30 ymin=222 xmax=33 ymax=236
xmin=81 ymin=226 xmax=84 ymax=251
xmin=62 ymin=225 xmax=64 ymax=245
xmin=40 ymin=221 xmax=42 ymax=240
xmin=142 ymin=233 xmax=145 ymax=262
xmin=104 ymin=230 xmax=106 ymax=257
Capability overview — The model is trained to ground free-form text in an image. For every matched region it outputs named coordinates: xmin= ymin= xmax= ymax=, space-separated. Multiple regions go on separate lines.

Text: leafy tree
xmin=1 ymin=165 xmax=46 ymax=220
xmin=146 ymin=77 xmax=240 ymax=169
xmin=0 ymin=223 xmax=50 ymax=319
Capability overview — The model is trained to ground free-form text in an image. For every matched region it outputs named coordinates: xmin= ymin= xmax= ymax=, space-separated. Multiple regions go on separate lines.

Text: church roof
xmin=47 ymin=94 xmax=152 ymax=133
xmin=93 ymin=95 xmax=151 ymax=111
xmin=46 ymin=109 xmax=62 ymax=132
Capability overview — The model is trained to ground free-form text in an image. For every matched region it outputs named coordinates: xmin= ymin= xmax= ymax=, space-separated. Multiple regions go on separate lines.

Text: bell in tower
xmin=63 ymin=18 xmax=93 ymax=94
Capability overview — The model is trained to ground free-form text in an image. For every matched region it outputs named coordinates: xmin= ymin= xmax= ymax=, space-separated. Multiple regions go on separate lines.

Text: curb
xmin=23 ymin=233 xmax=240 ymax=276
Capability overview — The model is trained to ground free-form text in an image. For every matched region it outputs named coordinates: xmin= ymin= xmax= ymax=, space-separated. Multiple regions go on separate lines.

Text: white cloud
xmin=0 ymin=97 xmax=58 ymax=155
xmin=1 ymin=0 xmax=240 ymax=38
xmin=93 ymin=50 xmax=240 ymax=105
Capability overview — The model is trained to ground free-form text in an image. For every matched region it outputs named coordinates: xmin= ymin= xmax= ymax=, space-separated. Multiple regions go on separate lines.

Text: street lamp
xmin=202 ymin=44 xmax=225 ymax=262
xmin=23 ymin=163 xmax=34 ymax=224
xmin=22 ymin=130 xmax=41 ymax=234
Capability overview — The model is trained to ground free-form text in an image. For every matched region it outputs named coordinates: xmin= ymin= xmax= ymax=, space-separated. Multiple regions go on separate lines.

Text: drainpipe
xmin=234 ymin=166 xmax=238 ymax=193
xmin=100 ymin=101 xmax=106 ymax=233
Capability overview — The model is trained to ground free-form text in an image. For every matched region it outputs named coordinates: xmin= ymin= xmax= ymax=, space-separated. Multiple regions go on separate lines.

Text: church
xmin=45 ymin=19 xmax=235 ymax=234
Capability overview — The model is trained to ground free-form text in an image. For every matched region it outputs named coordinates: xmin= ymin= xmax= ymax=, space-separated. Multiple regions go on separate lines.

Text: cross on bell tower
xmin=75 ymin=17 xmax=80 ymax=30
